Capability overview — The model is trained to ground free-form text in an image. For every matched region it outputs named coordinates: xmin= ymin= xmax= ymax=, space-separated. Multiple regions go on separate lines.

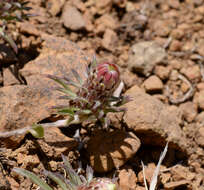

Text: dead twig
xmin=166 ymin=74 xmax=195 ymax=104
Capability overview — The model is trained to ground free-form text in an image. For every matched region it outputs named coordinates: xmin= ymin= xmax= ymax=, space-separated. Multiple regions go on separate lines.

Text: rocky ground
xmin=0 ymin=0 xmax=204 ymax=189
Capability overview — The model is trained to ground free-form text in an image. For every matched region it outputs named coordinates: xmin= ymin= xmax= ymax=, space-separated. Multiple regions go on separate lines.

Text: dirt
xmin=0 ymin=0 xmax=204 ymax=189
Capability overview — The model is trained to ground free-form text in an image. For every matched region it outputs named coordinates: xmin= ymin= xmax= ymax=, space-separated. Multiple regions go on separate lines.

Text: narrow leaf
xmin=149 ymin=143 xmax=168 ymax=190
xmin=71 ymin=69 xmax=83 ymax=85
xmin=62 ymin=155 xmax=82 ymax=186
xmin=13 ymin=168 xmax=53 ymax=190
xmin=44 ymin=171 xmax=69 ymax=190
xmin=57 ymin=88 xmax=77 ymax=98
xmin=29 ymin=124 xmax=44 ymax=138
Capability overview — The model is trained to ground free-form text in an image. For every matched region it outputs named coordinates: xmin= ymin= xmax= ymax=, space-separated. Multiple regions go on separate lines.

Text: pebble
xmin=143 ymin=75 xmax=164 ymax=92
xmin=128 ymin=41 xmax=166 ymax=76
xmin=154 ymin=65 xmax=171 ymax=80
xmin=61 ymin=3 xmax=85 ymax=30
xmin=179 ymin=102 xmax=198 ymax=122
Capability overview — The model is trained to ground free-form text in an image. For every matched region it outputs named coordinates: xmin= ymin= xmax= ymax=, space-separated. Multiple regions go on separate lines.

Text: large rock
xmin=0 ymin=85 xmax=64 ymax=148
xmin=123 ymin=85 xmax=189 ymax=153
xmin=86 ymin=130 xmax=141 ymax=173
xmin=128 ymin=41 xmax=166 ymax=76
xmin=20 ymin=34 xmax=90 ymax=91
xmin=1 ymin=34 xmax=91 ymax=148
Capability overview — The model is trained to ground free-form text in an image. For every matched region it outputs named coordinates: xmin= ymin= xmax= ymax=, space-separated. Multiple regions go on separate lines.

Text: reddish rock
xmin=143 ymin=75 xmax=164 ymax=92
xmin=0 ymin=85 xmax=64 ymax=148
xmin=195 ymin=127 xmax=204 ymax=147
xmin=46 ymin=0 xmax=65 ymax=16
xmin=179 ymin=102 xmax=198 ymax=122
xmin=154 ymin=65 xmax=171 ymax=80
xmin=61 ymin=3 xmax=85 ymax=30
xmin=102 ymin=29 xmax=118 ymax=51
xmin=119 ymin=167 xmax=137 ymax=190
xmin=37 ymin=127 xmax=78 ymax=158
xmin=123 ymin=85 xmax=188 ymax=152
xmin=86 ymin=130 xmax=141 ymax=173
xmin=164 ymin=180 xmax=189 ymax=190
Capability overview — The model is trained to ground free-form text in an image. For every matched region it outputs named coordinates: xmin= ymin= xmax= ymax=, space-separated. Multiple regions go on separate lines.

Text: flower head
xmin=97 ymin=62 xmax=120 ymax=90
xmin=47 ymin=56 xmax=131 ymax=127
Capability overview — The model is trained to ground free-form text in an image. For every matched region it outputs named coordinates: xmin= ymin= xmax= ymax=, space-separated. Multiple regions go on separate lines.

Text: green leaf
xmin=58 ymin=107 xmax=80 ymax=116
xmin=0 ymin=27 xmax=18 ymax=53
xmin=62 ymin=155 xmax=82 ymax=186
xmin=57 ymin=88 xmax=77 ymax=98
xmin=47 ymin=75 xmax=77 ymax=97
xmin=44 ymin=171 xmax=69 ymax=190
xmin=71 ymin=69 xmax=83 ymax=85
xmin=13 ymin=168 xmax=53 ymax=190
xmin=29 ymin=124 xmax=44 ymax=138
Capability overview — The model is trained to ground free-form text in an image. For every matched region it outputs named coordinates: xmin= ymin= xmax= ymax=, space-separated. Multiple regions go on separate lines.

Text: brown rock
xmin=37 ymin=127 xmax=78 ymax=158
xmin=46 ymin=0 xmax=65 ymax=16
xmin=123 ymin=85 xmax=188 ymax=152
xmin=164 ymin=180 xmax=189 ymax=190
xmin=3 ymin=67 xmax=20 ymax=86
xmin=128 ymin=41 xmax=166 ymax=76
xmin=179 ymin=102 xmax=198 ymax=122
xmin=195 ymin=127 xmax=204 ymax=147
xmin=197 ymin=39 xmax=204 ymax=57
xmin=143 ymin=75 xmax=163 ymax=92
xmin=153 ymin=20 xmax=171 ymax=37
xmin=61 ymin=3 xmax=85 ymax=30
xmin=171 ymin=28 xmax=184 ymax=40
xmin=196 ymin=90 xmax=204 ymax=110
xmin=154 ymin=65 xmax=170 ymax=80
xmin=18 ymin=22 xmax=40 ymax=36
xmin=86 ymin=130 xmax=141 ymax=173
xmin=0 ymin=85 xmax=64 ymax=148
xmin=20 ymin=34 xmax=89 ymax=90
xmin=95 ymin=14 xmax=117 ymax=34
xmin=171 ymin=165 xmax=195 ymax=181
xmin=138 ymin=163 xmax=156 ymax=184
xmin=169 ymin=40 xmax=182 ymax=51
xmin=180 ymin=65 xmax=200 ymax=81
xmin=119 ymin=167 xmax=137 ymax=190
xmin=102 ymin=29 xmax=118 ymax=51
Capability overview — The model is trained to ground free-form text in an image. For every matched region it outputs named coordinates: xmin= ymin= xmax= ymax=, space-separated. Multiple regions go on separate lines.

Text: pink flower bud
xmin=97 ymin=62 xmax=120 ymax=89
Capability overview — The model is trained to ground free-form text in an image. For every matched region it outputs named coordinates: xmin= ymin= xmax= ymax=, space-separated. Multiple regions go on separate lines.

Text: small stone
xmin=86 ymin=130 xmax=141 ymax=173
xmin=180 ymin=65 xmax=200 ymax=81
xmin=61 ymin=3 xmax=85 ymax=30
xmin=18 ymin=22 xmax=40 ymax=36
xmin=196 ymin=90 xmax=204 ymax=110
xmin=153 ymin=20 xmax=171 ymax=37
xmin=128 ymin=41 xmax=166 ymax=76
xmin=37 ymin=127 xmax=78 ymax=159
xmin=164 ymin=180 xmax=189 ymax=190
xmin=154 ymin=65 xmax=170 ymax=80
xmin=197 ymin=39 xmax=204 ymax=57
xmin=143 ymin=75 xmax=163 ymax=92
xmin=171 ymin=28 xmax=184 ymax=40
xmin=95 ymin=14 xmax=117 ymax=33
xmin=46 ymin=0 xmax=65 ymax=16
xmin=195 ymin=127 xmax=204 ymax=147
xmin=169 ymin=40 xmax=182 ymax=51
xmin=138 ymin=163 xmax=156 ymax=184
xmin=118 ymin=167 xmax=137 ymax=190
xmin=179 ymin=102 xmax=198 ymax=122
xmin=102 ymin=29 xmax=118 ymax=51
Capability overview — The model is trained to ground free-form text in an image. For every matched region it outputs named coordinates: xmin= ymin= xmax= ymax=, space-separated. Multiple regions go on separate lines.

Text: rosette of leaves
xmin=47 ymin=57 xmax=131 ymax=128
xmin=0 ymin=0 xmax=31 ymax=53
xmin=13 ymin=155 xmax=118 ymax=190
